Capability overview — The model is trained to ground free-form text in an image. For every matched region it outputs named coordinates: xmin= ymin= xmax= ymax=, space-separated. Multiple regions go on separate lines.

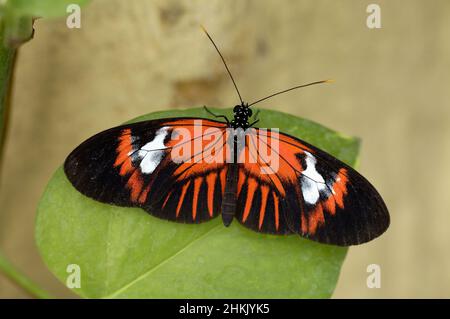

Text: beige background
xmin=1 ymin=0 xmax=449 ymax=298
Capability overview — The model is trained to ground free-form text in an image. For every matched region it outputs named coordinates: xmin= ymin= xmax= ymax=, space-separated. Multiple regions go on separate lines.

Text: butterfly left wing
xmin=64 ymin=118 xmax=230 ymax=223
xmin=234 ymin=128 xmax=390 ymax=246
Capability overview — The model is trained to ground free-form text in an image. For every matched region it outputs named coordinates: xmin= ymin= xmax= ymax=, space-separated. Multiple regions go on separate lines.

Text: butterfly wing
xmin=234 ymin=128 xmax=390 ymax=246
xmin=64 ymin=118 xmax=230 ymax=223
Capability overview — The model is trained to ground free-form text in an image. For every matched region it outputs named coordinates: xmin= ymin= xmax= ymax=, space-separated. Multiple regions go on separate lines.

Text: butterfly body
xmin=221 ymin=103 xmax=253 ymax=226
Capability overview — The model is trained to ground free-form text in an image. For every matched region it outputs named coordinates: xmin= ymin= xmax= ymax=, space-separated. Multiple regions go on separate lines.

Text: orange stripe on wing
xmin=127 ymin=170 xmax=143 ymax=202
xmin=206 ymin=173 xmax=217 ymax=217
xmin=176 ymin=180 xmax=191 ymax=217
xmin=242 ymin=178 xmax=257 ymax=222
xmin=272 ymin=191 xmax=279 ymax=231
xmin=258 ymin=130 xmax=313 ymax=152
xmin=219 ymin=167 xmax=227 ymax=195
xmin=301 ymin=212 xmax=307 ymax=235
xmin=162 ymin=190 xmax=172 ymax=209
xmin=114 ymin=128 xmax=134 ymax=176
xmin=244 ymin=135 xmax=287 ymax=196
xmin=192 ymin=177 xmax=203 ymax=220
xmin=308 ymin=203 xmax=325 ymax=235
xmin=258 ymin=185 xmax=269 ymax=230
xmin=332 ymin=168 xmax=349 ymax=209
xmin=237 ymin=170 xmax=246 ymax=197
xmin=138 ymin=184 xmax=150 ymax=203
xmin=119 ymin=159 xmax=133 ymax=176
xmin=323 ymin=195 xmax=336 ymax=215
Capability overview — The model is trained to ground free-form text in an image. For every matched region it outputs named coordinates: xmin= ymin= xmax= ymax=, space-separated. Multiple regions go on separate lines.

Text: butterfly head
xmin=231 ymin=102 xmax=252 ymax=129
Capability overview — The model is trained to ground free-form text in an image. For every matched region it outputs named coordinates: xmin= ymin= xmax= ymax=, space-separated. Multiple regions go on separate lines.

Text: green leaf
xmin=0 ymin=0 xmax=91 ymax=47
xmin=35 ymin=107 xmax=360 ymax=298
xmin=4 ymin=0 xmax=90 ymax=18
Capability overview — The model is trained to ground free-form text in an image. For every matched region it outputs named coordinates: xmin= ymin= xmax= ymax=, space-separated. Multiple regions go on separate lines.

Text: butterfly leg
xmin=248 ymin=119 xmax=259 ymax=127
xmin=253 ymin=109 xmax=260 ymax=121
xmin=203 ymin=106 xmax=230 ymax=125
xmin=248 ymin=109 xmax=260 ymax=127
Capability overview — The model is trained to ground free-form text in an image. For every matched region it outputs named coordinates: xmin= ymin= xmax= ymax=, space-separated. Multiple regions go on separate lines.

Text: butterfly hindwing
xmin=64 ymin=117 xmax=229 ymax=223
xmin=234 ymin=128 xmax=389 ymax=246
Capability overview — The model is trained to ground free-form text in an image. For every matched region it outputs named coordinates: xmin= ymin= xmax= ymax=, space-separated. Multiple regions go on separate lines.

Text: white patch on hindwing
xmin=130 ymin=126 xmax=169 ymax=174
xmin=301 ymin=151 xmax=332 ymax=205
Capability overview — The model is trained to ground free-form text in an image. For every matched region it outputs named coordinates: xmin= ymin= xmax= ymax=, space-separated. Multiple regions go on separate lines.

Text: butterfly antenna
xmin=201 ymin=25 xmax=244 ymax=105
xmin=248 ymin=79 xmax=333 ymax=107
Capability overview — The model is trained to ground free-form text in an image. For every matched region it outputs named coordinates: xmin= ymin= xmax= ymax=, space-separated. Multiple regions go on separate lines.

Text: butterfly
xmin=64 ymin=27 xmax=389 ymax=246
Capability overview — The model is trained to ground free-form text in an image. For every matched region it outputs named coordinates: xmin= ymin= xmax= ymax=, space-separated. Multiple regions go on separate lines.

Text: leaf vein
xmin=103 ymin=223 xmax=224 ymax=298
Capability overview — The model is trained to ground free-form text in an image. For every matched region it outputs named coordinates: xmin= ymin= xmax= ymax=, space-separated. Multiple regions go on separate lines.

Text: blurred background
xmin=0 ymin=0 xmax=449 ymax=298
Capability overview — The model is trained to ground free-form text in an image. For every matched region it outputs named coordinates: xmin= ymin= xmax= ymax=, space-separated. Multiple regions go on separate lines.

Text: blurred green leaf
xmin=35 ymin=107 xmax=360 ymax=298
xmin=0 ymin=0 xmax=90 ymax=47
xmin=4 ymin=0 xmax=90 ymax=18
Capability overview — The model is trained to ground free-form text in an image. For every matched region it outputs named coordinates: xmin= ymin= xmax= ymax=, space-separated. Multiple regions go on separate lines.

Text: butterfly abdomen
xmin=221 ymin=161 xmax=238 ymax=226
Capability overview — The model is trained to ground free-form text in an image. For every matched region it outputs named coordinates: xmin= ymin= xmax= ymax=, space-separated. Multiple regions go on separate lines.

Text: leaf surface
xmin=36 ymin=107 xmax=360 ymax=298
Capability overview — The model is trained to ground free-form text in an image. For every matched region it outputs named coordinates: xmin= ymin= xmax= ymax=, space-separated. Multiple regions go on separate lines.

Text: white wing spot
xmin=138 ymin=127 xmax=169 ymax=174
xmin=302 ymin=177 xmax=320 ymax=204
xmin=302 ymin=151 xmax=324 ymax=183
xmin=301 ymin=151 xmax=328 ymax=205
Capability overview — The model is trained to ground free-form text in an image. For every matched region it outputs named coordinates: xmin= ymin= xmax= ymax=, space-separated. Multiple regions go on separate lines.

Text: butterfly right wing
xmin=233 ymin=128 xmax=390 ymax=246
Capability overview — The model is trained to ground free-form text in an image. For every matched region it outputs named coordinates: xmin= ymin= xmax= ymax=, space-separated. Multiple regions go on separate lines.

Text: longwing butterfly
xmin=64 ymin=28 xmax=389 ymax=246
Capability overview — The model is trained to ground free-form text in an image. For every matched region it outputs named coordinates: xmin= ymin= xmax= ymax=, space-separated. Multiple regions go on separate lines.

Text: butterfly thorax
xmin=230 ymin=103 xmax=252 ymax=129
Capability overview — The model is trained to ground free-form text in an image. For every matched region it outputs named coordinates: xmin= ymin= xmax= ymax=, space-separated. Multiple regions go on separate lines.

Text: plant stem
xmin=0 ymin=19 xmax=52 ymax=299
xmin=0 ymin=251 xmax=53 ymax=299
xmin=0 ymin=25 xmax=16 ymax=172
